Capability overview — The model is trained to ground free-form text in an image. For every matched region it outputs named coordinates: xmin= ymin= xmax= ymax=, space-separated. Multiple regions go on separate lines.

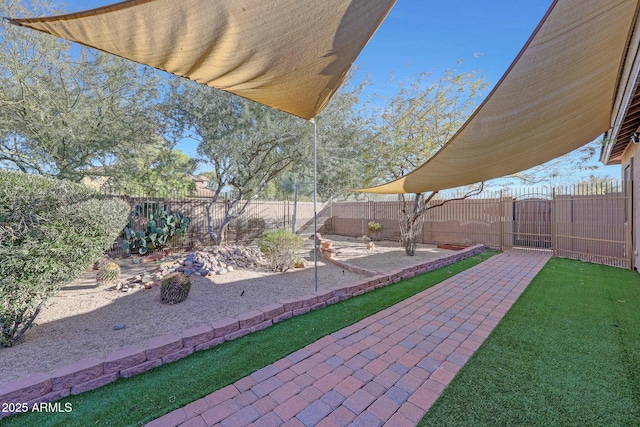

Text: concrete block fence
xmin=0 ymin=244 xmax=485 ymax=420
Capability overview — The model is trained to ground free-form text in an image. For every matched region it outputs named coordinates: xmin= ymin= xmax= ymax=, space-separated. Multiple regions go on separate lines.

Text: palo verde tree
xmin=162 ymin=79 xmax=307 ymax=244
xmin=0 ymin=0 xmax=163 ymax=183
xmin=290 ymin=79 xmax=373 ymax=201
xmin=364 ymin=66 xmax=488 ymax=255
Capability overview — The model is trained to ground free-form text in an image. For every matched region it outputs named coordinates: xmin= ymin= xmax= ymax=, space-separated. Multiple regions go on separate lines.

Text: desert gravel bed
xmin=1 ymin=235 xmax=454 ymax=384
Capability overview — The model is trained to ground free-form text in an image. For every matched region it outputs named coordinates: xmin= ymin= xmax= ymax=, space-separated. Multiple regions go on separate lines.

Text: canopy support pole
xmin=311 ymin=118 xmax=318 ymax=293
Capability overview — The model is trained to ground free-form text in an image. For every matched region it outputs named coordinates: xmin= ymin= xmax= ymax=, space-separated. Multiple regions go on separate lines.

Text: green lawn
xmin=4 ymin=251 xmax=496 ymax=427
xmin=420 ymin=258 xmax=640 ymax=426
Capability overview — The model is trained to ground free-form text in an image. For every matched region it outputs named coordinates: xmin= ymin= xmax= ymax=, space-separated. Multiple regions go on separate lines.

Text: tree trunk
xmin=291 ymin=182 xmax=298 ymax=233
xmin=206 ymin=198 xmax=219 ymax=244
xmin=399 ymin=193 xmax=426 ymax=256
xmin=398 ymin=184 xmax=483 ymax=257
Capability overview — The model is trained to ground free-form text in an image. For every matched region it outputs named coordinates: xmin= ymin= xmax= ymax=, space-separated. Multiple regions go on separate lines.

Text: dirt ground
xmin=1 ymin=235 xmax=456 ymax=384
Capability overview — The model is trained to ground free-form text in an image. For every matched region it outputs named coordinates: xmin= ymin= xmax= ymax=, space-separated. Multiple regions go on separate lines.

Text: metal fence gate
xmin=512 ymin=196 xmax=552 ymax=249
xmin=328 ymin=182 xmax=631 ymax=269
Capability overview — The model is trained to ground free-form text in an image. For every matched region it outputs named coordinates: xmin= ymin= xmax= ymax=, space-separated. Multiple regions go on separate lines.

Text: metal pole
xmin=311 ymin=118 xmax=318 ymax=292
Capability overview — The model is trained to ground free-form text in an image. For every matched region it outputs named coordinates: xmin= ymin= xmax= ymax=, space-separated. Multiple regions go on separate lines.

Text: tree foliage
xmin=0 ymin=0 xmax=163 ymax=182
xmin=364 ymin=67 xmax=488 ymax=255
xmin=0 ymin=170 xmax=130 ymax=347
xmin=163 ymin=80 xmax=307 ymax=243
xmin=364 ymin=67 xmax=488 ymax=184
xmin=291 ymin=80 xmax=373 ymax=201
xmin=103 ymin=147 xmax=198 ymax=197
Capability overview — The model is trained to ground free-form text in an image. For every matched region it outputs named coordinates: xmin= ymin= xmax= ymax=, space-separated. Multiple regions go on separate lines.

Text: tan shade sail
xmin=361 ymin=0 xmax=640 ymax=194
xmin=8 ymin=0 xmax=396 ymax=120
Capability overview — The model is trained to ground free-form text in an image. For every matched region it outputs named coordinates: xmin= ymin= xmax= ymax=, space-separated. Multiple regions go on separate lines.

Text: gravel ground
xmin=1 ymin=235 xmax=455 ymax=384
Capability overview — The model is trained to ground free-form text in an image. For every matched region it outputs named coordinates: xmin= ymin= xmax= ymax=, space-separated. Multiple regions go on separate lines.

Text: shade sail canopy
xmin=7 ymin=0 xmax=396 ymax=120
xmin=361 ymin=0 xmax=640 ymax=194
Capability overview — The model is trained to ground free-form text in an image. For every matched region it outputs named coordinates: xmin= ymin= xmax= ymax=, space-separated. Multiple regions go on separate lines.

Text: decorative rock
xmin=110 ymin=245 xmax=264 ymax=289
xmin=113 ymin=323 xmax=126 ymax=330
xmin=142 ymin=253 xmax=164 ymax=263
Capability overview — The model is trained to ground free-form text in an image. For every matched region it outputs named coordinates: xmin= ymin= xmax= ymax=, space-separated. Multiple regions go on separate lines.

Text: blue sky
xmin=60 ymin=0 xmax=551 ymax=88
xmin=51 ymin=1 xmax=619 ymax=180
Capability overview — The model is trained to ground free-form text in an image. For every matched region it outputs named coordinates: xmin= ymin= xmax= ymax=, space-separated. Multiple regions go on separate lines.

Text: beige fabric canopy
xmin=8 ymin=0 xmax=396 ymax=120
xmin=361 ymin=0 xmax=640 ymax=193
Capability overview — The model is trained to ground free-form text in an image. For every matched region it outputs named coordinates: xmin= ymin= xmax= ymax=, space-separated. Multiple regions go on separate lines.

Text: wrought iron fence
xmin=104 ymin=187 xmax=321 ymax=256
xmin=104 ymin=182 xmax=631 ymax=268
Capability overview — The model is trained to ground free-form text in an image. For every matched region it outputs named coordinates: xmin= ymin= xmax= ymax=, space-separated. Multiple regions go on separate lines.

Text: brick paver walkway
xmin=147 ymin=250 xmax=551 ymax=427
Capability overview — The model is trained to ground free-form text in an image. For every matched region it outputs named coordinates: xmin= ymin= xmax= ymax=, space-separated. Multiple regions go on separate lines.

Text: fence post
xmin=627 ymin=180 xmax=634 ymax=269
xmin=499 ymin=190 xmax=504 ymax=251
xmin=551 ymin=187 xmax=556 ymax=257
xmin=361 ymin=201 xmax=365 ymax=238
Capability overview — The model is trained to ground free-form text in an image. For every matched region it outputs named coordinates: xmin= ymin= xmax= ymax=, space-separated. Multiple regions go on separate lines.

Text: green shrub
xmin=258 ymin=229 xmax=301 ymax=272
xmin=368 ymin=221 xmax=383 ymax=241
xmin=0 ymin=171 xmax=130 ymax=347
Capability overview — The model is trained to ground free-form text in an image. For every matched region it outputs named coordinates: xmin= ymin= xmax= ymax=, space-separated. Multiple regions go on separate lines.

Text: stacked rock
xmin=112 ymin=244 xmax=265 ymax=292
xmin=168 ymin=245 xmax=264 ymax=277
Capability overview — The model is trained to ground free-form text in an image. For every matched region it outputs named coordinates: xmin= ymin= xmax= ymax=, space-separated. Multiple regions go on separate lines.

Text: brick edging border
xmin=0 ymin=244 xmax=485 ymax=419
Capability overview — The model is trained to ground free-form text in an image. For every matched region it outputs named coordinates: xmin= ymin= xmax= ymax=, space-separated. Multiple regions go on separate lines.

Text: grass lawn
xmin=420 ymin=258 xmax=640 ymax=426
xmin=4 ymin=250 xmax=497 ymax=427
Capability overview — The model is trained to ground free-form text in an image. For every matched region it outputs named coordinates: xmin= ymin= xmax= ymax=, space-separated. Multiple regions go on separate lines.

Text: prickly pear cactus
xmin=161 ymin=272 xmax=191 ymax=305
xmin=97 ymin=262 xmax=121 ymax=282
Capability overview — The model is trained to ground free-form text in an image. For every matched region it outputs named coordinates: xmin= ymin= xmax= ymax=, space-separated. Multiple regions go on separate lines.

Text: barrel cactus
xmin=161 ymin=272 xmax=191 ymax=305
xmin=97 ymin=262 xmax=121 ymax=282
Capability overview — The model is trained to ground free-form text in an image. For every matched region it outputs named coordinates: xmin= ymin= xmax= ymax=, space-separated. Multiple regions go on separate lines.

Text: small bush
xmin=0 ymin=171 xmax=130 ymax=347
xmin=258 ymin=230 xmax=301 ymax=272
xmin=368 ymin=221 xmax=383 ymax=241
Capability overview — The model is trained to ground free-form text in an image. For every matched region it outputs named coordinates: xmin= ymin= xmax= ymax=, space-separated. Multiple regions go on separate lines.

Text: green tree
xmin=162 ymin=79 xmax=307 ymax=244
xmin=309 ymin=81 xmax=373 ymax=200
xmin=0 ymin=0 xmax=163 ymax=182
xmin=364 ymin=67 xmax=488 ymax=255
xmin=103 ymin=147 xmax=198 ymax=196
xmin=271 ymin=80 xmax=372 ymax=232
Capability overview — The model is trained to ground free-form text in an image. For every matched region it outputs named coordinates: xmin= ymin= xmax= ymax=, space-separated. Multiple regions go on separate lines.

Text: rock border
xmin=0 ymin=244 xmax=485 ymax=420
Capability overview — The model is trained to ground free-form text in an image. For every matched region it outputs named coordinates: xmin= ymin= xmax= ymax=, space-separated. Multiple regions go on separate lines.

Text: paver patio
xmin=146 ymin=249 xmax=551 ymax=427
